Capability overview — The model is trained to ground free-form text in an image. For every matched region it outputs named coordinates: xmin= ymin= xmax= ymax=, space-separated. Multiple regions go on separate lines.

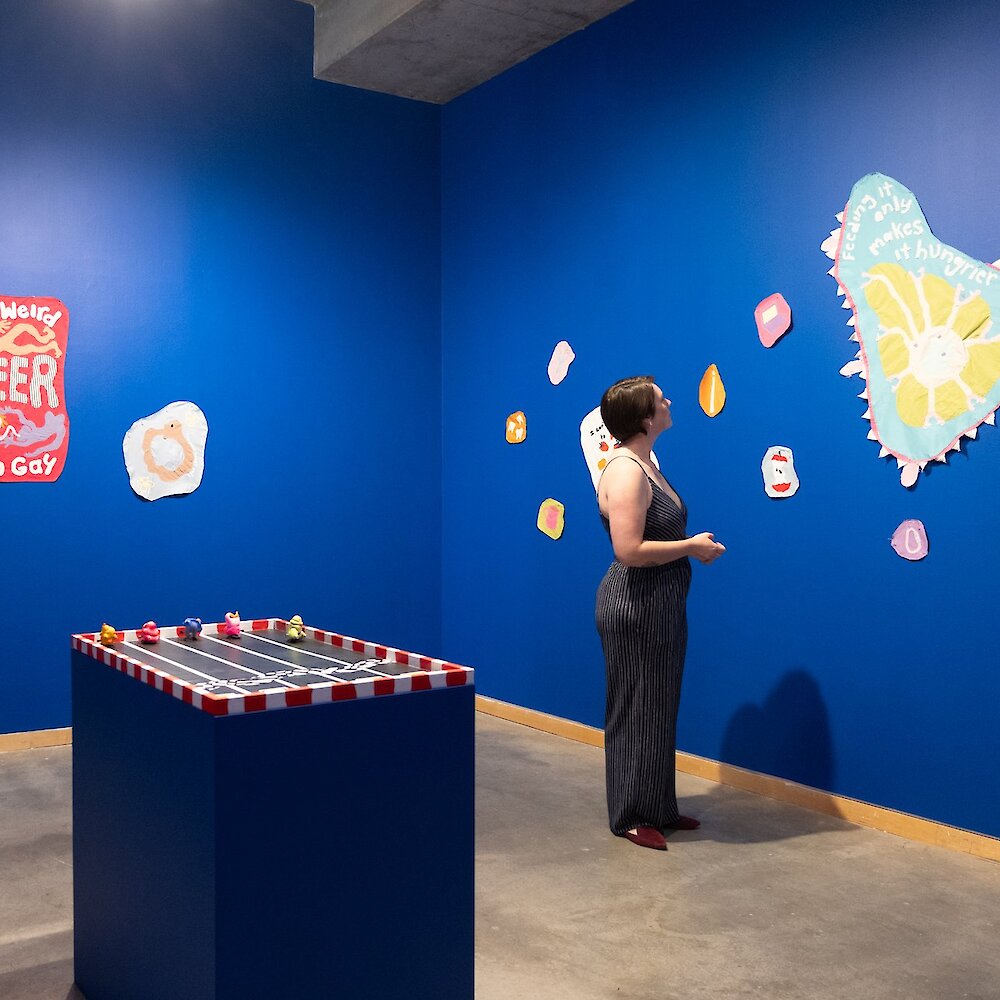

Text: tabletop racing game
xmin=71 ymin=617 xmax=475 ymax=1000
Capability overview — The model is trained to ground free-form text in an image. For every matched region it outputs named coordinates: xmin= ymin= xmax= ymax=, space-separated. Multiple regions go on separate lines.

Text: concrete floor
xmin=2 ymin=715 xmax=999 ymax=1000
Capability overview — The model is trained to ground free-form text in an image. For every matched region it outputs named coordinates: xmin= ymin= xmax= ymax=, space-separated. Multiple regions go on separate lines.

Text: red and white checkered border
xmin=71 ymin=618 xmax=473 ymax=717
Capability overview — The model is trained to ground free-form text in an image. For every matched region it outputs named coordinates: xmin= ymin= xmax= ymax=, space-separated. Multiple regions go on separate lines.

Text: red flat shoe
xmin=623 ymin=826 xmax=667 ymax=850
xmin=665 ymin=815 xmax=701 ymax=830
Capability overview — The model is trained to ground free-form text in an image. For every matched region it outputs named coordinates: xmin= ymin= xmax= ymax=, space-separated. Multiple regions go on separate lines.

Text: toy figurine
xmin=286 ymin=615 xmax=305 ymax=641
xmin=222 ymin=611 xmax=241 ymax=637
xmin=137 ymin=621 xmax=160 ymax=644
xmin=183 ymin=617 xmax=203 ymax=639
xmin=99 ymin=623 xmax=118 ymax=647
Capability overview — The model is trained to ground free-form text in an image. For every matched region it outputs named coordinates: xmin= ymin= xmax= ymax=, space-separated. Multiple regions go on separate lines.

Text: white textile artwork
xmin=761 ymin=446 xmax=799 ymax=498
xmin=123 ymin=400 xmax=208 ymax=501
xmin=579 ymin=404 xmax=658 ymax=491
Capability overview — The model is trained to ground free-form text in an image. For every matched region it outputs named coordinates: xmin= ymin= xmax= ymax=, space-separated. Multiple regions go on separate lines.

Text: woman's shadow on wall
xmin=677 ymin=670 xmax=845 ymax=845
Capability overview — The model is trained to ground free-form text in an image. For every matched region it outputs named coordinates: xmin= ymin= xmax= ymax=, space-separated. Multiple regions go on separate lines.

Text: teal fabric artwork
xmin=822 ymin=173 xmax=1000 ymax=487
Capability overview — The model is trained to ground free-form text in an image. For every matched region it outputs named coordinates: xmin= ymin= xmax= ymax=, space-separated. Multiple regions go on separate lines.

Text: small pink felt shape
xmin=755 ymin=294 xmax=792 ymax=348
xmin=547 ymin=341 xmax=576 ymax=385
xmin=891 ymin=520 xmax=928 ymax=561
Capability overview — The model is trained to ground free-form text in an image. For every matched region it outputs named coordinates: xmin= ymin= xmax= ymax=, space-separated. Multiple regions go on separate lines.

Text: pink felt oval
xmin=891 ymin=519 xmax=928 ymax=561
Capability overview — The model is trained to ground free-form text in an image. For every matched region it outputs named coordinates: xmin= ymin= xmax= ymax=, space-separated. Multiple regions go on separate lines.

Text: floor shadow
xmin=663 ymin=670 xmax=847 ymax=845
xmin=666 ymin=786 xmax=861 ymax=846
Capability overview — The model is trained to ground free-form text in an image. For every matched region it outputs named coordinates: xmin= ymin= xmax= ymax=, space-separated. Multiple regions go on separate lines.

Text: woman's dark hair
xmin=600 ymin=376 xmax=656 ymax=442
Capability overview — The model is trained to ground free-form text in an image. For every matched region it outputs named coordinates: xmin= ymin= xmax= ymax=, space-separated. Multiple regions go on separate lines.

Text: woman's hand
xmin=688 ymin=531 xmax=726 ymax=565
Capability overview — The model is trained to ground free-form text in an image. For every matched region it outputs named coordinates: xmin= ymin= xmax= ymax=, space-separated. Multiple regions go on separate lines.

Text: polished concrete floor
xmin=2 ymin=714 xmax=1000 ymax=999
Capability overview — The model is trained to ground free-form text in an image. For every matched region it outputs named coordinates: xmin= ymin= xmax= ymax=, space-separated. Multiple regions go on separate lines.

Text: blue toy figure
xmin=183 ymin=617 xmax=203 ymax=639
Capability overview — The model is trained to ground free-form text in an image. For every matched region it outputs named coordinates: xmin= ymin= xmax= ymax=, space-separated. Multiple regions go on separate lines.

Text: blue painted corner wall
xmin=0 ymin=0 xmax=442 ymax=732
xmin=5 ymin=0 xmax=1000 ymax=840
xmin=440 ymin=0 xmax=1000 ymax=836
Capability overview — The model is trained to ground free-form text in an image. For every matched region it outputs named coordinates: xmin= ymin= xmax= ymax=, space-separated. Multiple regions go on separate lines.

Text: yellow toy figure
xmin=99 ymin=623 xmax=118 ymax=647
xmin=287 ymin=615 xmax=306 ymax=641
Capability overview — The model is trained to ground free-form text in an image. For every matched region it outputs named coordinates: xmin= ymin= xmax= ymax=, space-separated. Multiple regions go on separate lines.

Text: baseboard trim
xmin=0 ymin=727 xmax=72 ymax=753
xmin=475 ymin=695 xmax=1000 ymax=864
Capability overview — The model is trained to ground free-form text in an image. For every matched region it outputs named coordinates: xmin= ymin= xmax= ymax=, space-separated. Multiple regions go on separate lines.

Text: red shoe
xmin=623 ymin=826 xmax=667 ymax=850
xmin=665 ymin=815 xmax=701 ymax=830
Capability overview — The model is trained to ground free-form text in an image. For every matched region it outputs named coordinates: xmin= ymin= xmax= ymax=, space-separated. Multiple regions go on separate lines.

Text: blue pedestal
xmin=72 ymin=649 xmax=475 ymax=1000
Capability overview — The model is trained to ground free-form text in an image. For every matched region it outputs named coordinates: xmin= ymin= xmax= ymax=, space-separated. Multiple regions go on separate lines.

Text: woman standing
xmin=596 ymin=376 xmax=725 ymax=851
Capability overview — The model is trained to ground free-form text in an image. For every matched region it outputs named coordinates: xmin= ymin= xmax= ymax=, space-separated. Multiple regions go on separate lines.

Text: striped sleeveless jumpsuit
xmin=596 ymin=457 xmax=692 ymax=835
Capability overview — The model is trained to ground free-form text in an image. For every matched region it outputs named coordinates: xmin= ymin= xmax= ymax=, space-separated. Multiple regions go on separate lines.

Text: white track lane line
xmin=237 ymin=631 xmax=394 ymax=675
xmin=201 ymin=634 xmax=349 ymax=679
xmin=162 ymin=637 xmax=304 ymax=688
xmin=238 ymin=631 xmax=354 ymax=665
xmin=121 ymin=642 xmax=253 ymax=695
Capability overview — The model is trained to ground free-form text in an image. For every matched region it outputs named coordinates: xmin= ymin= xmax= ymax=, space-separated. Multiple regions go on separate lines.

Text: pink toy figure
xmin=138 ymin=621 xmax=161 ymax=644
xmin=223 ymin=611 xmax=241 ymax=637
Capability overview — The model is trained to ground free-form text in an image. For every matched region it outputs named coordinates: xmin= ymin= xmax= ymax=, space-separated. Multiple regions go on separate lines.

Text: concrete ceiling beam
xmin=297 ymin=0 xmax=635 ymax=104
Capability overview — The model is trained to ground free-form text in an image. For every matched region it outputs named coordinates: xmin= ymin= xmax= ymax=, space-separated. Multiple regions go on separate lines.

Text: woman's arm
xmin=602 ymin=460 xmax=726 ymax=567
xmin=602 ymin=461 xmax=693 ymax=567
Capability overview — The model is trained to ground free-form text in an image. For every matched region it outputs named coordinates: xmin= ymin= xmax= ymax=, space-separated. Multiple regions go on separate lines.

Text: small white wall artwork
xmin=547 ymin=341 xmax=575 ymax=385
xmin=580 ymin=405 xmax=617 ymax=489
xmin=579 ymin=405 xmax=659 ymax=490
xmin=124 ymin=401 xmax=208 ymax=501
xmin=761 ymin=446 xmax=799 ymax=498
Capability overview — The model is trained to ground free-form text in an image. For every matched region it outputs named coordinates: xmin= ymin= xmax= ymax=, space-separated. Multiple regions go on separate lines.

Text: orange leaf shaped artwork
xmin=536 ymin=498 xmax=565 ymax=539
xmin=505 ymin=410 xmax=527 ymax=444
xmin=824 ymin=173 xmax=1000 ymax=486
xmin=698 ymin=364 xmax=726 ymax=417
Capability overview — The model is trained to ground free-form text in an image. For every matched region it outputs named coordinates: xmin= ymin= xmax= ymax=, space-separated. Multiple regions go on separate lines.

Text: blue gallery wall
xmin=441 ymin=0 xmax=1000 ymax=835
xmin=0 ymin=0 xmax=442 ymax=733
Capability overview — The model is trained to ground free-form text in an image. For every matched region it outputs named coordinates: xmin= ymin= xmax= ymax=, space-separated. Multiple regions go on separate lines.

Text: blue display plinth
xmin=71 ymin=627 xmax=474 ymax=1000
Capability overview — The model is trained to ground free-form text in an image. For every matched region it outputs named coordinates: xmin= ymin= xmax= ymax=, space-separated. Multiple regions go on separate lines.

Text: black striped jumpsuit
xmin=596 ymin=457 xmax=692 ymax=834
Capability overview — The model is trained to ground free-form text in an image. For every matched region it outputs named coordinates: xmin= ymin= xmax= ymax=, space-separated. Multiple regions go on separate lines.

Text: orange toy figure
xmin=137 ymin=621 xmax=160 ymax=644
xmin=223 ymin=611 xmax=241 ymax=637
xmin=99 ymin=623 xmax=118 ymax=647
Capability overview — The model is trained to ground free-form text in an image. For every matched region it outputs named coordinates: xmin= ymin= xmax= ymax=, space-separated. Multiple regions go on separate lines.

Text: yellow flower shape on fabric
xmin=864 ymin=263 xmax=1000 ymax=427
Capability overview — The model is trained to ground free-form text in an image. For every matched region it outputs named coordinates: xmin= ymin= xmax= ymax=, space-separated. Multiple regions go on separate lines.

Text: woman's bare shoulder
xmin=599 ymin=455 xmax=650 ymax=510
xmin=601 ymin=454 xmax=645 ymax=484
